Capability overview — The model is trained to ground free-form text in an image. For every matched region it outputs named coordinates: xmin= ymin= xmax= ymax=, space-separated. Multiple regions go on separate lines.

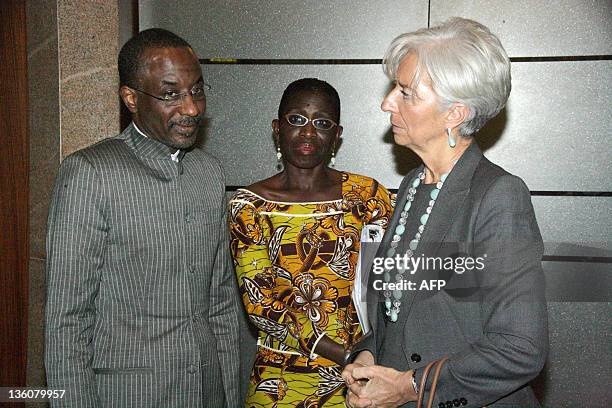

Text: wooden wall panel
xmin=0 ymin=0 xmax=29 ymax=395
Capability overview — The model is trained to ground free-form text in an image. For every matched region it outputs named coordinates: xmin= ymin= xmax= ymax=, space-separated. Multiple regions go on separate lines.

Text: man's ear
xmin=445 ymin=102 xmax=470 ymax=130
xmin=119 ymin=86 xmax=138 ymax=113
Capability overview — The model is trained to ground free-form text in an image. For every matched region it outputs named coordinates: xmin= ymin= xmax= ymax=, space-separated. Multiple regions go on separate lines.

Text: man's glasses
xmin=131 ymin=83 xmax=211 ymax=106
xmin=284 ymin=113 xmax=338 ymax=131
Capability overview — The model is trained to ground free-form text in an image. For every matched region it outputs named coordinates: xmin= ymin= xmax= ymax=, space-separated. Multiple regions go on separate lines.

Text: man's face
xmin=125 ymin=47 xmax=205 ymax=150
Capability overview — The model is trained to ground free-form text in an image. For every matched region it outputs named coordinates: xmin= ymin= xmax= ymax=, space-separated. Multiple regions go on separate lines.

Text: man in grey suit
xmin=45 ymin=28 xmax=240 ymax=407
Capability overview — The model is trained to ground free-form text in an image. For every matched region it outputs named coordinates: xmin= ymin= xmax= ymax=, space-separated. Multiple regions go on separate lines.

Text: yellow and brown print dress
xmin=228 ymin=172 xmax=394 ymax=407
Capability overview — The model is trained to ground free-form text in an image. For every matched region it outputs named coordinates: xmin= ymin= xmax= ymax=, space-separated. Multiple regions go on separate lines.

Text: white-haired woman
xmin=342 ymin=18 xmax=548 ymax=408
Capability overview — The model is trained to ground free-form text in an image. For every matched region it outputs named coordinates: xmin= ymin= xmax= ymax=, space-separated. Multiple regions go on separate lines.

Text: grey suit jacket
xmin=355 ymin=142 xmax=548 ymax=407
xmin=45 ymin=124 xmax=241 ymax=407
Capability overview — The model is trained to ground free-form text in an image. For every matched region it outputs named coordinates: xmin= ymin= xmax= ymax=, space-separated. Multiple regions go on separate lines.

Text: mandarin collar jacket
xmin=45 ymin=123 xmax=241 ymax=408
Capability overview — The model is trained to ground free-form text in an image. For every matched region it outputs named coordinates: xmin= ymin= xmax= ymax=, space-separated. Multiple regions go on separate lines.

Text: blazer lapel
xmin=399 ymin=142 xmax=483 ymax=320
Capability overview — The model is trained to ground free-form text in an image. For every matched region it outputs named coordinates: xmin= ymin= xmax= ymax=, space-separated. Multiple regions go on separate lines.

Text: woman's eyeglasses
xmin=284 ymin=113 xmax=337 ymax=131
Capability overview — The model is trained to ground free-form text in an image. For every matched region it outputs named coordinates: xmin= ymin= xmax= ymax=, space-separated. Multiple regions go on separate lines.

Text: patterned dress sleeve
xmin=362 ymin=179 xmax=395 ymax=230
xmin=228 ymin=196 xmax=322 ymax=357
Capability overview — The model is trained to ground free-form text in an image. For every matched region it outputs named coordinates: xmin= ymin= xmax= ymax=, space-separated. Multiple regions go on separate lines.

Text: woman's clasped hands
xmin=342 ymin=351 xmax=417 ymax=408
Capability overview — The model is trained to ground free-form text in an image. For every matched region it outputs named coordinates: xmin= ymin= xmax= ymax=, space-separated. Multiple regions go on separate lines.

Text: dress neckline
xmin=237 ymin=172 xmax=348 ymax=205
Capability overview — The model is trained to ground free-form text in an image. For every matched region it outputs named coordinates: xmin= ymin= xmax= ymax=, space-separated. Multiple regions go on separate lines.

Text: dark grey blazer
xmin=356 ymin=142 xmax=548 ymax=407
xmin=45 ymin=124 xmax=241 ymax=407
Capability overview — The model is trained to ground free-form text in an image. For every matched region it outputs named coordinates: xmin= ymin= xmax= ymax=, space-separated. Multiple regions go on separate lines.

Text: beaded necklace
xmin=383 ymin=170 xmax=449 ymax=322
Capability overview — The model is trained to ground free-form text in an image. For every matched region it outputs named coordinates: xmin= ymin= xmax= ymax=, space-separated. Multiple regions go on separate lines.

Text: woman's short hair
xmin=278 ymin=78 xmax=341 ymax=123
xmin=383 ymin=17 xmax=511 ymax=136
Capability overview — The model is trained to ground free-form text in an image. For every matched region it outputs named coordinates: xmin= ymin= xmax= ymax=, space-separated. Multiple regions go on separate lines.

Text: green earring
xmin=447 ymin=128 xmax=456 ymax=148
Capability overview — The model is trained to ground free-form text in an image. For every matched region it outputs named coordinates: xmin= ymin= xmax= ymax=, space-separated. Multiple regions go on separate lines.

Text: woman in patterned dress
xmin=228 ymin=78 xmax=394 ymax=407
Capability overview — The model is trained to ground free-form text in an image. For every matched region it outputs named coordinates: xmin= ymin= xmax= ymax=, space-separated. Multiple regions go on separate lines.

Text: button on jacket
xmin=353 ymin=143 xmax=548 ymax=407
xmin=45 ymin=124 xmax=241 ymax=407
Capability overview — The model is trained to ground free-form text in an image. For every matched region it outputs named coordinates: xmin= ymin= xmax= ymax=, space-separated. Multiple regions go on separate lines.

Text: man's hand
xmin=346 ymin=364 xmax=416 ymax=408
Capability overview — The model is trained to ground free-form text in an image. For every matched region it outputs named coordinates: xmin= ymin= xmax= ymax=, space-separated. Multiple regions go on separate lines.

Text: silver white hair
xmin=383 ymin=17 xmax=511 ymax=136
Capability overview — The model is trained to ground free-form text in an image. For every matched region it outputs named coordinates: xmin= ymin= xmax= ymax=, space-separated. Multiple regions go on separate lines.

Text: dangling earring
xmin=447 ymin=128 xmax=456 ymax=148
xmin=276 ymin=145 xmax=283 ymax=171
xmin=330 ymin=145 xmax=336 ymax=167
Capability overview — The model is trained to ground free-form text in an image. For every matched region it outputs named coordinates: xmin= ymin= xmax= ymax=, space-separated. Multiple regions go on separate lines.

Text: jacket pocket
xmin=95 ymin=367 xmax=159 ymax=408
xmin=93 ymin=367 xmax=154 ymax=375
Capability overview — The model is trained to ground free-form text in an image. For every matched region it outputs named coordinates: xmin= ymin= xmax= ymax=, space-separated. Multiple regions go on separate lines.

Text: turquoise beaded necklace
xmin=383 ymin=170 xmax=449 ymax=322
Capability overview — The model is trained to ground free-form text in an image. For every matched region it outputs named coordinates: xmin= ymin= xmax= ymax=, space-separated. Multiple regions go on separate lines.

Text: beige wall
xmin=26 ymin=0 xmax=121 ymax=401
